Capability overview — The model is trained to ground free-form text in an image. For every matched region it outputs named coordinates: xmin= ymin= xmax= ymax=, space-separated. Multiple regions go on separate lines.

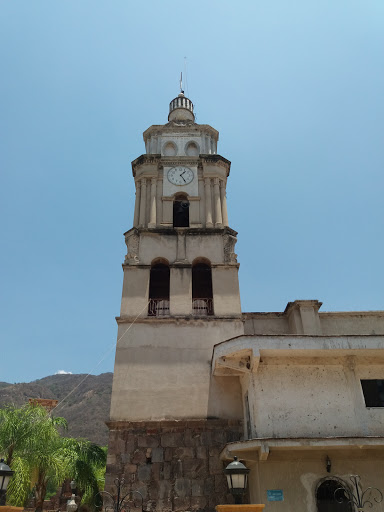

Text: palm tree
xmin=61 ymin=439 xmax=107 ymax=510
xmin=0 ymin=404 xmax=67 ymax=509
xmin=0 ymin=404 xmax=106 ymax=511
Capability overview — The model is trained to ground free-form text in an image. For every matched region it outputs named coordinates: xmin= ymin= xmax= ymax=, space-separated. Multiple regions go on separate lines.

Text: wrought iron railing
xmin=148 ymin=298 xmax=170 ymax=317
xmin=192 ymin=298 xmax=214 ymax=316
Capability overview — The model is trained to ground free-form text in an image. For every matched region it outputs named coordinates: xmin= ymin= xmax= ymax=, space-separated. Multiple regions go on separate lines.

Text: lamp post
xmin=0 ymin=459 xmax=14 ymax=506
xmin=96 ymin=477 xmax=144 ymax=512
xmin=67 ymin=479 xmax=78 ymax=512
xmin=335 ymin=475 xmax=383 ymax=511
xmin=224 ymin=456 xmax=250 ymax=505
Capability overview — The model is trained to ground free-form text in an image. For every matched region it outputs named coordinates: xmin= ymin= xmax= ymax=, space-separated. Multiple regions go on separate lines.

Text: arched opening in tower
xmin=173 ymin=195 xmax=189 ymax=227
xmin=148 ymin=262 xmax=170 ymax=316
xmin=192 ymin=262 xmax=214 ymax=316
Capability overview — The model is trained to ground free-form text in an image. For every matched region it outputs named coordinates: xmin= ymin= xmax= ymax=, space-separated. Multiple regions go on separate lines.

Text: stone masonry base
xmin=106 ymin=419 xmax=243 ymax=512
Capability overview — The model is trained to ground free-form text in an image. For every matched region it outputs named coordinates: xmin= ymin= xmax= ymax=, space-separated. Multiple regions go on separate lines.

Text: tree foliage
xmin=0 ymin=404 xmax=106 ymax=511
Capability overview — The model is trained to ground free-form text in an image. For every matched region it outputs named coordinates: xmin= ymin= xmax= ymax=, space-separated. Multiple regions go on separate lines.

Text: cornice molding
xmin=143 ymin=123 xmax=219 ymax=140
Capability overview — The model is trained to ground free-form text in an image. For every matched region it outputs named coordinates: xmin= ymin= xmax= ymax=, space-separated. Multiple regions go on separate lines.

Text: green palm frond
xmin=7 ymin=455 xmax=32 ymax=506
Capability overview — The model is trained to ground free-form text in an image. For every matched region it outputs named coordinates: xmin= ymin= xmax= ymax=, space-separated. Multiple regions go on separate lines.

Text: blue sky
xmin=1 ymin=1 xmax=383 ymax=383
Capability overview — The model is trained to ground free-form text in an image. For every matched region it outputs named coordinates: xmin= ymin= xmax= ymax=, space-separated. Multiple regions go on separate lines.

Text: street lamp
xmin=67 ymin=479 xmax=78 ymax=512
xmin=335 ymin=475 xmax=383 ymax=511
xmin=0 ymin=459 xmax=14 ymax=506
xmin=224 ymin=456 xmax=250 ymax=504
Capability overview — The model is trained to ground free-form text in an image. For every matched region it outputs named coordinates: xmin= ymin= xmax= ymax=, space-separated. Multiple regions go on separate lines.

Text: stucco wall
xmin=243 ymin=309 xmax=384 ymax=336
xmin=110 ymin=319 xmax=244 ymax=421
xmin=247 ymin=456 xmax=384 ymax=511
xmin=246 ymin=363 xmax=384 ymax=438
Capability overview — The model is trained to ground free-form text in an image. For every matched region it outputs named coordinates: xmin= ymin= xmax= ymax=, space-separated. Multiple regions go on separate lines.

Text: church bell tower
xmin=107 ymin=93 xmax=245 ymax=512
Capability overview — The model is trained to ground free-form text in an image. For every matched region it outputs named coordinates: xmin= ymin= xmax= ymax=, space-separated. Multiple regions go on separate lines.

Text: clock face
xmin=167 ymin=166 xmax=194 ymax=186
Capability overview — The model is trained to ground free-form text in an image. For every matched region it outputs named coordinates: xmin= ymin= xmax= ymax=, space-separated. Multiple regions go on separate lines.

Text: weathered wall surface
xmin=247 ymin=363 xmax=384 ymax=438
xmin=106 ymin=420 xmax=242 ymax=512
xmin=247 ymin=456 xmax=384 ymax=512
xmin=110 ymin=319 xmax=244 ymax=421
xmin=243 ymin=306 xmax=384 ymax=336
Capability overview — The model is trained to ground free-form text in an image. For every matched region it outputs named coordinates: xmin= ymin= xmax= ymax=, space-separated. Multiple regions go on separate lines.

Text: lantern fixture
xmin=0 ymin=458 xmax=14 ymax=506
xmin=224 ymin=456 xmax=250 ymax=504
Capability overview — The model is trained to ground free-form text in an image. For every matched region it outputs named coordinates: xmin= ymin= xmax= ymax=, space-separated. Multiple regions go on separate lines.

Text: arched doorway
xmin=316 ymin=479 xmax=353 ymax=512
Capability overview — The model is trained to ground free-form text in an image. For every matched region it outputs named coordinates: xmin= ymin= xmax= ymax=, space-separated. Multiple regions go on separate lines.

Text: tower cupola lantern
xmin=168 ymin=92 xmax=195 ymax=123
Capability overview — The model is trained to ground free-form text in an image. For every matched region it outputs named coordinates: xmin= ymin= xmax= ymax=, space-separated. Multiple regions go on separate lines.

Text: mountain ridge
xmin=0 ymin=373 xmax=113 ymax=445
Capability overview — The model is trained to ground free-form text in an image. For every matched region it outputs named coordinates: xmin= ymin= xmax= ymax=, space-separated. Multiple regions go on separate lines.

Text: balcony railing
xmin=148 ymin=298 xmax=170 ymax=317
xmin=192 ymin=298 xmax=214 ymax=316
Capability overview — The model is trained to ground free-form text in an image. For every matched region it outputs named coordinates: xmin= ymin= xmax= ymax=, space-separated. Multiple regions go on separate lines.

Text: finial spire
xmin=180 ymin=72 xmax=184 ymax=94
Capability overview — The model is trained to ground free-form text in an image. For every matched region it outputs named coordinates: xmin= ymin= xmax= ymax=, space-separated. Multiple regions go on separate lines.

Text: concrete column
xmin=139 ymin=178 xmax=147 ymax=227
xmin=133 ymin=180 xmax=141 ymax=227
xmin=148 ymin=177 xmax=157 ymax=228
xmin=156 ymin=178 xmax=162 ymax=226
xmin=204 ymin=178 xmax=213 ymax=227
xmin=220 ymin=180 xmax=229 ymax=227
xmin=176 ymin=230 xmax=186 ymax=261
xmin=213 ymin=177 xmax=222 ymax=227
xmin=170 ymin=267 xmax=192 ymax=316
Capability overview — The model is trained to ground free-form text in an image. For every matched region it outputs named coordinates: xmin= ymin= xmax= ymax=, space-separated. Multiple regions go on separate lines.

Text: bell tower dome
xmin=168 ymin=92 xmax=195 ymax=122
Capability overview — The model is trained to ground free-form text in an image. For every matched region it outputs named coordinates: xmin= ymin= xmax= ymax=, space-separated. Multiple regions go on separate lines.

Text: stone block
xmin=183 ymin=458 xmax=207 ymax=478
xmin=124 ymin=464 xmax=137 ymax=474
xmin=209 ymin=454 xmax=224 ymax=475
xmin=151 ymin=447 xmax=164 ymax=462
xmin=191 ymin=479 xmax=204 ymax=497
xmin=173 ymin=496 xmax=191 ymax=512
xmin=162 ymin=462 xmax=171 ymax=480
xmin=174 ymin=446 xmax=194 ymax=458
xmin=123 ymin=433 xmax=136 ymax=453
xmin=164 ymin=447 xmax=173 ymax=461
xmin=121 ymin=453 xmax=131 ymax=464
xmin=132 ymin=450 xmax=147 ymax=465
xmin=214 ymin=474 xmax=227 ymax=493
xmin=148 ymin=482 xmax=160 ymax=501
xmin=138 ymin=436 xmax=159 ymax=448
xmin=161 ymin=432 xmax=183 ymax=447
xmin=156 ymin=499 xmax=172 ymax=512
xmin=204 ymin=477 xmax=214 ymax=495
xmin=190 ymin=496 xmax=208 ymax=511
xmin=158 ymin=480 xmax=172 ymax=500
xmin=196 ymin=446 xmax=207 ymax=459
xmin=174 ymin=478 xmax=192 ymax=498
xmin=212 ymin=429 xmax=227 ymax=445
xmin=124 ymin=464 xmax=137 ymax=475
xmin=131 ymin=481 xmax=148 ymax=500
xmin=151 ymin=462 xmax=161 ymax=481
xmin=200 ymin=431 xmax=212 ymax=446
xmin=137 ymin=464 xmax=151 ymax=482
xmin=170 ymin=459 xmax=183 ymax=479
xmin=184 ymin=430 xmax=201 ymax=447
xmin=208 ymin=446 xmax=221 ymax=458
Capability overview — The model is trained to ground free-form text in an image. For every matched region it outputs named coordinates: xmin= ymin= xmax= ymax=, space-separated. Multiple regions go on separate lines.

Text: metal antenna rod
xmin=180 ymin=72 xmax=184 ymax=94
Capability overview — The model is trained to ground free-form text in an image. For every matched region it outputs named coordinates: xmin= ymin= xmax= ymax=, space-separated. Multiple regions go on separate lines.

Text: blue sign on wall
xmin=267 ymin=490 xmax=284 ymax=501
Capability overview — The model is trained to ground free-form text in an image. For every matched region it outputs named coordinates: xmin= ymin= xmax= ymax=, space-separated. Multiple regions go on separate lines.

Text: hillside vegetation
xmin=0 ymin=373 xmax=113 ymax=445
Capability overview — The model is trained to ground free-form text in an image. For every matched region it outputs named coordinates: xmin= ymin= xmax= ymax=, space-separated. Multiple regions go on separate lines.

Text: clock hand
xmin=181 ymin=175 xmax=186 ymax=182
xmin=180 ymin=170 xmax=186 ymax=176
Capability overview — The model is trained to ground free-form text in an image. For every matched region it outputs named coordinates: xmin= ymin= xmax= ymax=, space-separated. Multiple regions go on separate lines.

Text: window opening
xmin=192 ymin=262 xmax=213 ymax=316
xmin=316 ymin=480 xmax=352 ymax=512
xmin=148 ymin=263 xmax=170 ymax=317
xmin=173 ymin=199 xmax=189 ymax=227
xmin=361 ymin=379 xmax=384 ymax=407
